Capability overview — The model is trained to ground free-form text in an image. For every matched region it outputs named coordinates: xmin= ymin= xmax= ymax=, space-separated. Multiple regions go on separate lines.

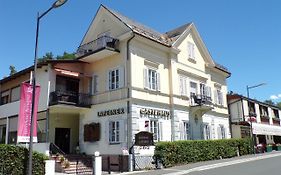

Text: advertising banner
xmin=17 ymin=83 xmax=40 ymax=143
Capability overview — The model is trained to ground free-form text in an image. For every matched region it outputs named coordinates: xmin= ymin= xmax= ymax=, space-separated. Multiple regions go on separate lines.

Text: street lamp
xmin=246 ymin=83 xmax=266 ymax=154
xmin=28 ymin=1 xmax=67 ymax=175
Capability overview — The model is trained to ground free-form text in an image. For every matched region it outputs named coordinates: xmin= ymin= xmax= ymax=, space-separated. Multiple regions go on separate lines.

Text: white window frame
xmin=144 ymin=68 xmax=160 ymax=91
xmin=109 ymin=121 xmax=120 ymax=143
xmin=109 ymin=69 xmax=119 ymax=90
xmin=149 ymin=120 xmax=160 ymax=142
xmin=188 ymin=42 xmax=195 ymax=60
xmin=218 ymin=124 xmax=226 ymax=139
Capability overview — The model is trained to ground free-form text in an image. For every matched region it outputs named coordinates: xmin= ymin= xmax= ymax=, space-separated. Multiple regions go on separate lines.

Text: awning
xmin=252 ymin=123 xmax=281 ymax=136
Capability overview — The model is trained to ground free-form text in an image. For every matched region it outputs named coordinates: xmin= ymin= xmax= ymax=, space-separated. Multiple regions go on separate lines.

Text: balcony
xmin=77 ymin=36 xmax=119 ymax=62
xmin=49 ymin=90 xmax=91 ymax=108
xmin=190 ymin=94 xmax=213 ymax=114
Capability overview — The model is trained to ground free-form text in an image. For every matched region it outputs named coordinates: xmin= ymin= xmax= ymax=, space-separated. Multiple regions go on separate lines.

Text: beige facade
xmin=0 ymin=5 xmax=231 ymax=158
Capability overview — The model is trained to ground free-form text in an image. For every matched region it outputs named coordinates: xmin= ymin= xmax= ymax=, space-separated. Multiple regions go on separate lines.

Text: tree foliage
xmin=9 ymin=65 xmax=17 ymax=75
xmin=38 ymin=51 xmax=76 ymax=63
xmin=264 ymin=99 xmax=275 ymax=106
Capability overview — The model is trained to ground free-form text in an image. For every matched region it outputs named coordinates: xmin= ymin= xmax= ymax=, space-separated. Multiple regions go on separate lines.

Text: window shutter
xmin=217 ymin=126 xmax=222 ymax=139
xmin=179 ymin=122 xmax=184 ymax=140
xmin=214 ymin=90 xmax=218 ymax=104
xmin=106 ymin=71 xmax=111 ymax=91
xmin=220 ymin=92 xmax=224 ymax=105
xmin=90 ymin=75 xmax=94 ymax=95
xmin=200 ymin=124 xmax=204 ymax=139
xmin=143 ymin=68 xmax=149 ymax=89
xmin=188 ymin=42 xmax=192 ymax=58
xmin=159 ymin=121 xmax=163 ymax=141
xmin=119 ymin=67 xmax=125 ymax=88
xmin=119 ymin=120 xmax=126 ymax=143
xmin=105 ymin=121 xmax=110 ymax=143
xmin=157 ymin=72 xmax=160 ymax=91
xmin=179 ymin=76 xmax=183 ymax=95
xmin=93 ymin=75 xmax=98 ymax=94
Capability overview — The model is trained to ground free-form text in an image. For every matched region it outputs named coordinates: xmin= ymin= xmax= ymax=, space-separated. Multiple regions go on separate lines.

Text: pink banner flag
xmin=17 ymin=83 xmax=40 ymax=143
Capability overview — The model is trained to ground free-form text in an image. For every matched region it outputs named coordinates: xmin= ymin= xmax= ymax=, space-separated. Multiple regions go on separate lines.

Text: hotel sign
xmin=98 ymin=108 xmax=125 ymax=117
xmin=135 ymin=131 xmax=154 ymax=146
xmin=140 ymin=108 xmax=170 ymax=118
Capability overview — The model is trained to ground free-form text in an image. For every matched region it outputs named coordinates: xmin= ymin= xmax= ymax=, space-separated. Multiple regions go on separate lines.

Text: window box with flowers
xmin=260 ymin=116 xmax=270 ymax=124
xmin=273 ymin=118 xmax=280 ymax=126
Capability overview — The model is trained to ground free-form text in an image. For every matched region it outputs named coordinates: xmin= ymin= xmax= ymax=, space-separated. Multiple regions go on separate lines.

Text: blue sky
xmin=0 ymin=0 xmax=280 ymax=102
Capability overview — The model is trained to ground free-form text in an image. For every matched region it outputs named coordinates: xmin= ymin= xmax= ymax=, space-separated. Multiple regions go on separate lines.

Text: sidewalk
xmin=55 ymin=151 xmax=281 ymax=175
xmin=119 ymin=151 xmax=281 ymax=175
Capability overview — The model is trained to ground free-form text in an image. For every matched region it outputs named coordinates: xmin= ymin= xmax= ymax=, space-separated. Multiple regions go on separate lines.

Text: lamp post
xmin=246 ymin=83 xmax=266 ymax=154
xmin=28 ymin=1 xmax=67 ymax=175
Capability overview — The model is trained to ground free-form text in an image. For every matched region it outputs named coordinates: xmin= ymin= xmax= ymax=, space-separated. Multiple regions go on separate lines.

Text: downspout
xmin=168 ymin=54 xmax=176 ymax=141
xmin=126 ymin=32 xmax=135 ymax=150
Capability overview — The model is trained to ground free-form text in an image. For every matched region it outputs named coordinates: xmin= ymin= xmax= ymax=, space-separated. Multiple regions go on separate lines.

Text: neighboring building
xmin=0 ymin=4 xmax=230 ymax=169
xmin=228 ymin=94 xmax=281 ymax=145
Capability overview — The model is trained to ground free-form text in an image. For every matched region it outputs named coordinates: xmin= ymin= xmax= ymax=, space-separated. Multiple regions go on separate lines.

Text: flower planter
xmin=277 ymin=146 xmax=281 ymax=151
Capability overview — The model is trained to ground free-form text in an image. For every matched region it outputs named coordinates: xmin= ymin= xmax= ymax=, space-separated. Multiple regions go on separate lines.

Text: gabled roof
xmin=102 ymin=5 xmax=171 ymax=47
xmin=164 ymin=23 xmax=192 ymax=43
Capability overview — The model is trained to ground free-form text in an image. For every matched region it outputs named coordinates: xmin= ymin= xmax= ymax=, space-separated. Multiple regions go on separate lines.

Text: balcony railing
xmin=49 ymin=90 xmax=91 ymax=108
xmin=190 ymin=94 xmax=212 ymax=106
xmin=77 ymin=36 xmax=119 ymax=56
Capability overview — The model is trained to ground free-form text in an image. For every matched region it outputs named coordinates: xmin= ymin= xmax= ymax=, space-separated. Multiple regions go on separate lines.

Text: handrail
xmin=50 ymin=142 xmax=66 ymax=155
xmin=77 ymin=35 xmax=118 ymax=56
xmin=49 ymin=90 xmax=91 ymax=108
xmin=191 ymin=93 xmax=212 ymax=106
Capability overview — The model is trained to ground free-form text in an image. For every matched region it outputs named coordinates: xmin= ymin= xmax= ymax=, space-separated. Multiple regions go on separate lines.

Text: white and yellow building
xmin=0 ymin=5 xmax=231 ymax=162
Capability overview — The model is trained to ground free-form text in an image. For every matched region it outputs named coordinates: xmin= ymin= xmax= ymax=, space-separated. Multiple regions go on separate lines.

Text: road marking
xmin=163 ymin=153 xmax=281 ymax=175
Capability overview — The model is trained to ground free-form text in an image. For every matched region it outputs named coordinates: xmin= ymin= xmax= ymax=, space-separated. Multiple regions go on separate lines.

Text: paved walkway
xmin=55 ymin=151 xmax=281 ymax=175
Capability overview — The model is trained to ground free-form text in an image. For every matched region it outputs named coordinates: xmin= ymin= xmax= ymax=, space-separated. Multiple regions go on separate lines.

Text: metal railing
xmin=49 ymin=90 xmax=91 ymax=108
xmin=77 ymin=36 xmax=118 ymax=56
xmin=190 ymin=94 xmax=212 ymax=106
xmin=50 ymin=142 xmax=66 ymax=155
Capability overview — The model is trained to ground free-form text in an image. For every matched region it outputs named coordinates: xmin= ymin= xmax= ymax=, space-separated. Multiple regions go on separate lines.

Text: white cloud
xmin=270 ymin=95 xmax=279 ymax=100
xmin=278 ymin=94 xmax=281 ymax=98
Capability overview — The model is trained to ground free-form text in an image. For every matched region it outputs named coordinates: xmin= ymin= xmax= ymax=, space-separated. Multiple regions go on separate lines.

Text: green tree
xmin=276 ymin=102 xmax=281 ymax=109
xmin=38 ymin=52 xmax=54 ymax=63
xmin=9 ymin=65 xmax=17 ymax=75
xmin=264 ymin=99 xmax=275 ymax=106
xmin=56 ymin=52 xmax=76 ymax=60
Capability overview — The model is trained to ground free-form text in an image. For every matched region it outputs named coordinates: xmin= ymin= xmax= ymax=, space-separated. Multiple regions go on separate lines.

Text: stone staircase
xmin=53 ymin=154 xmax=93 ymax=174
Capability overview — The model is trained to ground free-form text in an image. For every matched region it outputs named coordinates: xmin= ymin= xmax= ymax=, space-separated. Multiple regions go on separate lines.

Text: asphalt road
xmin=187 ymin=154 xmax=281 ymax=175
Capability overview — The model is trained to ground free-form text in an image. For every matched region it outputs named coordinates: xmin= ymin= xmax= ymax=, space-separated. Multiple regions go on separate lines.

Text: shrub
xmin=154 ymin=138 xmax=251 ymax=167
xmin=0 ymin=144 xmax=48 ymax=175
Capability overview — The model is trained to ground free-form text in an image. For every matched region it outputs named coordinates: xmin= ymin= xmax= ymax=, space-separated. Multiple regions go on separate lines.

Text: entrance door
xmin=55 ymin=128 xmax=70 ymax=154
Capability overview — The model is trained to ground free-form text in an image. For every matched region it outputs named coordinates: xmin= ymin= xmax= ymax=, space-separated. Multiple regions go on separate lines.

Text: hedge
xmin=154 ymin=138 xmax=252 ymax=167
xmin=0 ymin=144 xmax=48 ymax=175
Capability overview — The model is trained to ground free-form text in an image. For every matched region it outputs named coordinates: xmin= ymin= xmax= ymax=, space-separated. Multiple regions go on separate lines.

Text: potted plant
xmin=266 ymin=144 xmax=273 ymax=152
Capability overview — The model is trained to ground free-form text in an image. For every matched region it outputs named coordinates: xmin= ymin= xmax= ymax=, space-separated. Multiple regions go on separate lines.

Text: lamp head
xmin=52 ymin=0 xmax=68 ymax=8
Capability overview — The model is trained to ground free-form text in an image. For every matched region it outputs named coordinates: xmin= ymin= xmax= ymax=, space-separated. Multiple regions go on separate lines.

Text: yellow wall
xmin=49 ymin=113 xmax=80 ymax=153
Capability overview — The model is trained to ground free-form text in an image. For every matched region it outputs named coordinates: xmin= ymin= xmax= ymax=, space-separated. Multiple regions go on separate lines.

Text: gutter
xmin=126 ymin=32 xmax=135 ymax=151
